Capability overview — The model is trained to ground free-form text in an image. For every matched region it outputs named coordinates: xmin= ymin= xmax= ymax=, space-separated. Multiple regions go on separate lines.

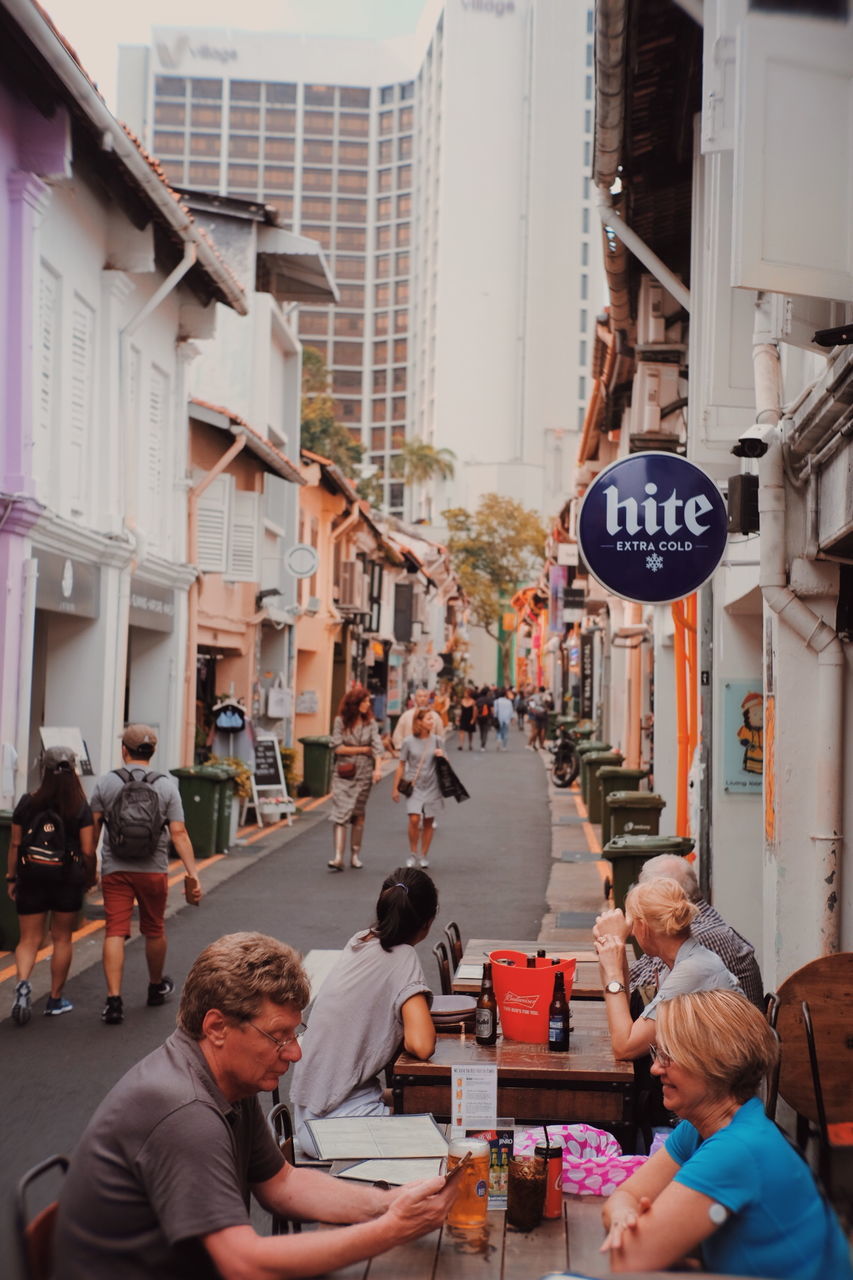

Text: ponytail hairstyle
xmin=373 ymin=866 xmax=438 ymax=952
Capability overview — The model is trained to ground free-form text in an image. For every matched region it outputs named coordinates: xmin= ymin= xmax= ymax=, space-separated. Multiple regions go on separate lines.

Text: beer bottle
xmin=536 ymin=949 xmax=547 ymax=960
xmin=475 ymin=961 xmax=498 ymax=1046
xmin=526 ymin=954 xmax=537 ymax=967
xmin=547 ymin=971 xmax=570 ymax=1052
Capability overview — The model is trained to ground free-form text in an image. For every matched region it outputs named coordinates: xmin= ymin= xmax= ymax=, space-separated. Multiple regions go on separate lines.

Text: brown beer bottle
xmin=475 ymin=961 xmax=498 ymax=1046
xmin=547 ymin=970 xmax=570 ymax=1052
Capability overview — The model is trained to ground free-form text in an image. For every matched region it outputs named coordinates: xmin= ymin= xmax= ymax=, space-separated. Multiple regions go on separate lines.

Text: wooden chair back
xmin=444 ymin=921 xmax=463 ymax=970
xmin=15 ymin=1155 xmax=68 ymax=1280
xmin=775 ymin=952 xmax=853 ymax=1125
xmin=432 ymin=940 xmax=452 ymax=995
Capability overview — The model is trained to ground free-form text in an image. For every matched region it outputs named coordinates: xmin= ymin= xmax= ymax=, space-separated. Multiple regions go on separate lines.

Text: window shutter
xmin=69 ymin=294 xmax=95 ymax=512
xmin=35 ymin=262 xmax=60 ymax=493
xmin=228 ymin=489 xmax=260 ymax=581
xmin=733 ymin=12 xmax=853 ymax=299
xmin=146 ymin=366 xmax=169 ymax=549
xmin=197 ymin=474 xmax=230 ymax=572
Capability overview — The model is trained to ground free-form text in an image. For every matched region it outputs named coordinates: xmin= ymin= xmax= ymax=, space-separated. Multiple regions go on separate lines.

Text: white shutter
xmin=34 ymin=261 xmax=60 ymax=498
xmin=733 ymin=12 xmax=853 ymax=300
xmin=145 ymin=366 xmax=169 ymax=550
xmin=227 ymin=489 xmax=260 ymax=581
xmin=69 ymin=294 xmax=95 ymax=513
xmin=197 ymin=473 xmax=230 ymax=572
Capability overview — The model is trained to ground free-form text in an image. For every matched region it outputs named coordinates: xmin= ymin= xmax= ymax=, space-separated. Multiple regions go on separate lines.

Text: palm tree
xmin=401 ymin=438 xmax=456 ymax=486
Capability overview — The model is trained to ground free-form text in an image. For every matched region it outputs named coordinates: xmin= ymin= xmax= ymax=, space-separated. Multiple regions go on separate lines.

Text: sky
xmin=44 ymin=0 xmax=428 ymax=111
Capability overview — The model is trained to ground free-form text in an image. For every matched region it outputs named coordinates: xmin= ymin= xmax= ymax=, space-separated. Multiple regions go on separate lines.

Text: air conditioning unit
xmin=338 ymin=560 xmax=366 ymax=610
xmin=637 ymin=277 xmax=666 ymax=346
xmin=303 ymin=596 xmax=321 ymax=616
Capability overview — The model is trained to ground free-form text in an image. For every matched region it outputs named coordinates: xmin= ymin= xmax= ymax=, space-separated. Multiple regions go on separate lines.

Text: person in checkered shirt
xmin=626 ymin=854 xmax=764 ymax=1009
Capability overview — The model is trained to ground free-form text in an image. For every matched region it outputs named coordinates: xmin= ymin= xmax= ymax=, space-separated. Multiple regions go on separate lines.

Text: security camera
xmin=731 ymin=423 xmax=770 ymax=460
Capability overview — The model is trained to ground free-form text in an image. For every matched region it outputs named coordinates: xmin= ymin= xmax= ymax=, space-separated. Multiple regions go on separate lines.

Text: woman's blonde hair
xmin=625 ymin=876 xmax=697 ymax=937
xmin=656 ymin=989 xmax=779 ymax=1103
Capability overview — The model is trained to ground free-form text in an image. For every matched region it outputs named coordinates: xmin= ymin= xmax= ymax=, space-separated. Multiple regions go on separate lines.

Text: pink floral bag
xmin=513 ymin=1124 xmax=648 ymax=1196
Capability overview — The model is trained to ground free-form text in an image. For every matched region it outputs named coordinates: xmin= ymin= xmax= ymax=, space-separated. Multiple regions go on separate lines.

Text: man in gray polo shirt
xmin=91 ymin=724 xmax=202 ymax=1025
xmin=55 ymin=933 xmax=459 ymax=1280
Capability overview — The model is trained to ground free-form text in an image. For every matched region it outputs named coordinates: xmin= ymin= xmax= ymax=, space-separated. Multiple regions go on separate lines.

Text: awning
xmin=255 ymin=227 xmax=338 ymax=305
xmin=189 ymin=398 xmax=304 ymax=485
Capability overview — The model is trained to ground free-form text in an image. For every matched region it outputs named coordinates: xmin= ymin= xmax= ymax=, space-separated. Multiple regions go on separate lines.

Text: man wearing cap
xmin=91 ymin=725 xmax=202 ymax=1025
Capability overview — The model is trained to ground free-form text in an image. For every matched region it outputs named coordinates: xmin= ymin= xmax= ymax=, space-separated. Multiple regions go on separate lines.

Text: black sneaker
xmin=147 ymin=976 xmax=175 ymax=1007
xmin=102 ymin=995 xmax=124 ymax=1025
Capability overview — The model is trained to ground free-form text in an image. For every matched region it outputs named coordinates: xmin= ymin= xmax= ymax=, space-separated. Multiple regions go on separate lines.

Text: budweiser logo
xmin=503 ymin=990 xmax=540 ymax=1010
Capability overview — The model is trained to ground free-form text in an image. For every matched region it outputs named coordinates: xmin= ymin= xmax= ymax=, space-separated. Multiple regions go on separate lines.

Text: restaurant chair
xmin=444 ymin=921 xmax=463 ymax=971
xmin=268 ymin=1102 xmax=302 ymax=1235
xmin=764 ymin=1027 xmax=781 ymax=1120
xmin=14 ymin=1154 xmax=68 ymax=1280
xmin=801 ymin=999 xmax=853 ymax=1194
xmin=432 ymin=940 xmax=453 ymax=995
xmin=764 ymin=991 xmax=780 ymax=1028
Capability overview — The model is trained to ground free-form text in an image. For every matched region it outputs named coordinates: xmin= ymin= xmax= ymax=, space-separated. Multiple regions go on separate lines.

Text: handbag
xmin=336 ymin=760 xmax=357 ymax=780
xmin=266 ymin=676 xmax=289 ymax=719
xmin=398 ymin=737 xmax=430 ymax=798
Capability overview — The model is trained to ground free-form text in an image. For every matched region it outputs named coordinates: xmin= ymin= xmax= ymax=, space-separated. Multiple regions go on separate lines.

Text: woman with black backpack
xmin=5 ymin=746 xmax=95 ymax=1024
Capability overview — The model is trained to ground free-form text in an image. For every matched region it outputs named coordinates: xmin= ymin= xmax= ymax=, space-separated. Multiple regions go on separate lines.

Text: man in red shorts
xmin=91 ymin=725 xmax=202 ymax=1024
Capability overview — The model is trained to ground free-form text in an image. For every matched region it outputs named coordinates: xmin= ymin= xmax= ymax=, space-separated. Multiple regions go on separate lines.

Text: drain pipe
xmin=597 ymin=190 xmax=691 ymax=314
xmin=753 ymin=334 xmax=844 ymax=954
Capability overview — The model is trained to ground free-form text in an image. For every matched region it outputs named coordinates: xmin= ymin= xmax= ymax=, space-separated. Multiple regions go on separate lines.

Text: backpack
xmin=105 ymin=769 xmax=166 ymax=861
xmin=20 ymin=809 xmax=70 ymax=876
xmin=479 ymin=701 xmax=491 ymax=719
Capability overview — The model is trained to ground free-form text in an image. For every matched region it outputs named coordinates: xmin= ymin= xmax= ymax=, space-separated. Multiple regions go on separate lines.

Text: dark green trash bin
xmin=171 ymin=766 xmax=231 ymax=857
xmin=299 ymin=735 xmax=334 ymax=798
xmin=213 ymin=766 xmax=238 ymax=852
xmin=582 ymin=751 xmax=625 ymax=818
xmin=602 ymin=833 xmax=695 ymax=911
xmin=573 ymin=723 xmax=597 ymax=741
xmin=0 ymin=810 xmax=18 ymax=952
xmin=598 ymin=767 xmax=650 ymax=847
xmin=606 ymin=790 xmax=666 ymax=839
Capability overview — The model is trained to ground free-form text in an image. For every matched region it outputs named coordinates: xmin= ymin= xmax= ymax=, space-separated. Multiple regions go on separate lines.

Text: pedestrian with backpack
xmin=6 ymin=746 xmax=96 ymax=1023
xmin=91 ymin=725 xmax=202 ymax=1025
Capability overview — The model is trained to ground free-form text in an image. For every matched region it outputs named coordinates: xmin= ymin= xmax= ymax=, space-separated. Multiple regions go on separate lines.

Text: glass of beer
xmin=445 ymin=1137 xmax=491 ymax=1228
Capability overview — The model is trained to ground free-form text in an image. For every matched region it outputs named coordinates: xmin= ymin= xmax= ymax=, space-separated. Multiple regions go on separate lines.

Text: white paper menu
xmin=450 ymin=1063 xmax=498 ymax=1132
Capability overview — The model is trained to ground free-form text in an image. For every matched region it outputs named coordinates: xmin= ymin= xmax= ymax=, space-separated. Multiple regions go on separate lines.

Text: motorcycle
xmin=549 ymin=723 xmax=580 ymax=788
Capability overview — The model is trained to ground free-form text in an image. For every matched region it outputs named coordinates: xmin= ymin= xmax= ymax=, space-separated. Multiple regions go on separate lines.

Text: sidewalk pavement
xmin=534 ymin=750 xmax=608 ymax=955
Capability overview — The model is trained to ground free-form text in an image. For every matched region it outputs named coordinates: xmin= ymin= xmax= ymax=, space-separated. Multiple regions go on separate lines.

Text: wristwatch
xmin=605 ymin=980 xmax=626 ymax=995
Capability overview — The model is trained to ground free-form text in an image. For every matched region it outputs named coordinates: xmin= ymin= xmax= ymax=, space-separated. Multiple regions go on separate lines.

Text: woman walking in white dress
xmin=392 ymin=709 xmax=445 ymax=868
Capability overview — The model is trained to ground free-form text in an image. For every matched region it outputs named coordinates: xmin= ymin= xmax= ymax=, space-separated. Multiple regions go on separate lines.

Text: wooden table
xmin=392 ymin=1004 xmax=635 ymax=1149
xmin=453 ymin=938 xmax=603 ymax=1000
xmin=311 ymin=1193 xmax=767 ymax=1279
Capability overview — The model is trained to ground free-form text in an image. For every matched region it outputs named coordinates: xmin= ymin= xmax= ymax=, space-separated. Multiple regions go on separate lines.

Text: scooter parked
xmin=549 ymin=723 xmax=580 ymax=788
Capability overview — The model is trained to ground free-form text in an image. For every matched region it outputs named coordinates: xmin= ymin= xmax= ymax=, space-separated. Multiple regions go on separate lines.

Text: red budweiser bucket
xmin=489 ymin=951 xmax=576 ymax=1044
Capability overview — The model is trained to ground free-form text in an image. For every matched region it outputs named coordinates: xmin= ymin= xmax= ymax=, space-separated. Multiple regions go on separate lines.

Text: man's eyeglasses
xmin=649 ymin=1044 xmax=673 ymax=1068
xmin=246 ymin=1021 xmax=306 ymax=1053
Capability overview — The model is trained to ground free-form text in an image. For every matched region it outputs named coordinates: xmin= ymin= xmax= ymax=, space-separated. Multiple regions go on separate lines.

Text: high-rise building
xmin=119 ymin=0 xmax=601 ymax=523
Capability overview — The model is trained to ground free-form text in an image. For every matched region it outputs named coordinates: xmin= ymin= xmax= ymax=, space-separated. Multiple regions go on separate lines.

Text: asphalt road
xmin=2 ymin=725 xmax=548 ymax=1262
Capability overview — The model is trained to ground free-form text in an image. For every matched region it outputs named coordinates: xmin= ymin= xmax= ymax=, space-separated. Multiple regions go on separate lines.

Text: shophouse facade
xmin=0 ymin=0 xmax=247 ymax=804
xmin=548 ymin=0 xmax=853 ymax=985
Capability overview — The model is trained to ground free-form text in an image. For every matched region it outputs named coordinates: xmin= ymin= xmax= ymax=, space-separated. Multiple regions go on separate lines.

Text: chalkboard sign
xmin=245 ymin=734 xmax=295 ymax=829
xmin=254 ymin=737 xmax=284 ymax=788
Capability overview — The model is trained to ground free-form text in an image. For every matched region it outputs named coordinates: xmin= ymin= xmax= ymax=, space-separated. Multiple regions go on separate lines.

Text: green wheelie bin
xmin=602 ymin=833 xmax=696 ymax=912
xmin=170 ymin=766 xmax=232 ymax=858
xmin=576 ymin=741 xmax=611 ymax=804
xmin=298 ymin=735 xmax=334 ymax=798
xmin=583 ymin=751 xmax=625 ymax=820
xmin=605 ymin=790 xmax=665 ymax=839
xmin=598 ymin=767 xmax=650 ymax=847
xmin=213 ymin=765 xmax=238 ymax=852
xmin=0 ymin=810 xmax=18 ymax=951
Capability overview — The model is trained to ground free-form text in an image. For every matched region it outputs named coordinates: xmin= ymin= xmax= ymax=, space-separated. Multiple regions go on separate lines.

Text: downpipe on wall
xmin=753 ymin=335 xmax=844 ymax=953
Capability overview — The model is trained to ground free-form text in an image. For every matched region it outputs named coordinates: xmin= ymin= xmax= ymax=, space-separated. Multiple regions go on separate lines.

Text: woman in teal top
xmin=602 ymin=989 xmax=852 ymax=1277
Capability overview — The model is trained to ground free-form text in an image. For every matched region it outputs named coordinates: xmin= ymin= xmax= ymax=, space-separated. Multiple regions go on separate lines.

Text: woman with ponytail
xmin=291 ymin=866 xmax=438 ymax=1155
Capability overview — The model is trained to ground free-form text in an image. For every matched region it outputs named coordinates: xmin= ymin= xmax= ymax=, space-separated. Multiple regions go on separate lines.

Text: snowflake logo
xmin=646 ymin=553 xmax=664 ymax=573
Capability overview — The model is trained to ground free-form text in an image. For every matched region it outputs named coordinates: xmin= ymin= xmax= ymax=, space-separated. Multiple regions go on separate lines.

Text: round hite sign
xmin=577 ymin=453 xmax=728 ymax=605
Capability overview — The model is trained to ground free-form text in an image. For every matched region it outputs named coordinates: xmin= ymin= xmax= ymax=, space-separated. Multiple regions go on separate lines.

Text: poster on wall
xmin=40 ymin=727 xmax=94 ymax=776
xmin=721 ymin=679 xmax=763 ymax=793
